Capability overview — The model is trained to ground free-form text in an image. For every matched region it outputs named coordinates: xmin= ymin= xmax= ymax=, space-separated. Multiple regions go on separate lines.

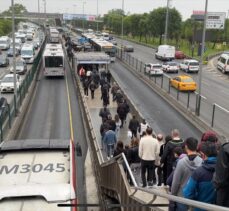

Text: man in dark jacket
xmin=183 ymin=142 xmax=217 ymax=211
xmin=99 ymin=106 xmax=111 ymax=122
xmin=89 ymin=81 xmax=96 ymax=99
xmin=106 ymin=115 xmax=116 ymax=132
xmin=214 ymin=142 xmax=229 ymax=208
xmin=128 ymin=115 xmax=140 ymax=138
xmin=117 ymin=102 xmax=126 ymax=128
xmin=160 ymin=129 xmax=184 ymax=180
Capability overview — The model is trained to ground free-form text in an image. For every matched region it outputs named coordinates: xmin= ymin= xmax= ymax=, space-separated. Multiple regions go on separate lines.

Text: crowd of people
xmin=78 ymin=66 xmax=229 ymax=210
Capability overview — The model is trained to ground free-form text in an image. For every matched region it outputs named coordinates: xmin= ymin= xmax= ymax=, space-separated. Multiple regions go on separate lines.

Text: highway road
xmin=115 ymin=37 xmax=229 ymax=111
xmin=110 ymin=61 xmax=202 ymax=139
xmin=17 ymin=56 xmax=88 ymax=208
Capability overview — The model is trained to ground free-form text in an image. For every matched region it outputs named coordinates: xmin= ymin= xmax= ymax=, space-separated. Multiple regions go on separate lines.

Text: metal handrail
xmin=135 ymin=187 xmax=229 ymax=211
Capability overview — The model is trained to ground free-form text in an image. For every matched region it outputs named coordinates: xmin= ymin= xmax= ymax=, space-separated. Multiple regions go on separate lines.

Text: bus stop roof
xmin=74 ymin=52 xmax=110 ymax=64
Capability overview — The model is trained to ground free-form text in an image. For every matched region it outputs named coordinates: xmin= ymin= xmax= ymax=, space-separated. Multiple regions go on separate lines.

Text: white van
xmin=217 ymin=54 xmax=229 ymax=73
xmin=16 ymin=34 xmax=26 ymax=43
xmin=155 ymin=45 xmax=175 ymax=61
xmin=21 ymin=44 xmax=35 ymax=64
xmin=0 ymin=36 xmax=11 ymax=50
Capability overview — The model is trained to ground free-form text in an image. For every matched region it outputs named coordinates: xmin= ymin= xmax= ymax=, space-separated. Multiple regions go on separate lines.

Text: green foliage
xmin=0 ymin=19 xmax=12 ymax=36
xmin=2 ymin=3 xmax=27 ymax=16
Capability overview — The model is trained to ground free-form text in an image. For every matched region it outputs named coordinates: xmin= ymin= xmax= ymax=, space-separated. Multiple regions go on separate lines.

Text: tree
xmin=2 ymin=3 xmax=27 ymax=16
xmin=148 ymin=7 xmax=182 ymax=44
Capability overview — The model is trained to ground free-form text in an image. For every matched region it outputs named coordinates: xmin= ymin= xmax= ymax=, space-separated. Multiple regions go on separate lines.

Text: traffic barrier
xmin=116 ymin=48 xmax=229 ymax=140
xmin=1 ymin=34 xmax=46 ymax=142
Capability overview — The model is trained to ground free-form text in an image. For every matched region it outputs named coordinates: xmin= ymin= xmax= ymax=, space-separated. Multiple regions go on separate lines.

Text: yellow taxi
xmin=170 ymin=75 xmax=197 ymax=91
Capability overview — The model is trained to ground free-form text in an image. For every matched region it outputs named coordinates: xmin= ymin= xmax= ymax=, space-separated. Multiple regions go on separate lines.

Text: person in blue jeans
xmin=103 ymin=128 xmax=117 ymax=159
xmin=183 ymin=142 xmax=217 ymax=211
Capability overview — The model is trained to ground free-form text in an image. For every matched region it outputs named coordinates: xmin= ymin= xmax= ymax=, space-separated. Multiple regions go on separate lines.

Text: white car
xmin=144 ymin=63 xmax=163 ymax=76
xmin=180 ymin=59 xmax=199 ymax=73
xmin=162 ymin=61 xmax=179 ymax=73
xmin=0 ymin=74 xmax=21 ymax=93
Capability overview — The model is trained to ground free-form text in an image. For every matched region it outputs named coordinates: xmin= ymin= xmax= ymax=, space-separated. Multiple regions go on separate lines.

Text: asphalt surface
xmin=115 ymin=38 xmax=229 ymax=136
xmin=18 ymin=55 xmax=88 ymax=209
xmin=110 ymin=61 xmax=202 ymax=139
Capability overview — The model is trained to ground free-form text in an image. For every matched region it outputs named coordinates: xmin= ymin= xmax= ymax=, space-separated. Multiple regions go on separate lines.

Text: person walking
xmin=106 ymin=115 xmax=116 ymax=132
xmin=128 ymin=115 xmax=140 ymax=138
xmin=89 ymin=81 xmax=96 ymax=99
xmin=83 ymin=78 xmax=89 ymax=96
xmin=111 ymin=82 xmax=119 ymax=101
xmin=114 ymin=140 xmax=125 ymax=157
xmin=114 ymin=114 xmax=121 ymax=139
xmin=155 ymin=134 xmax=164 ymax=186
xmin=171 ymin=137 xmax=202 ymax=211
xmin=117 ymin=102 xmax=126 ymax=128
xmin=139 ymin=119 xmax=149 ymax=138
xmin=127 ymin=138 xmax=141 ymax=186
xmin=103 ymin=127 xmax=117 ymax=159
xmin=214 ymin=142 xmax=229 ymax=208
xmin=139 ymin=127 xmax=160 ymax=187
xmin=99 ymin=105 xmax=111 ymax=122
xmin=122 ymin=99 xmax=130 ymax=124
xmin=106 ymin=70 xmax=112 ymax=84
xmin=160 ymin=129 xmax=184 ymax=180
xmin=183 ymin=142 xmax=217 ymax=211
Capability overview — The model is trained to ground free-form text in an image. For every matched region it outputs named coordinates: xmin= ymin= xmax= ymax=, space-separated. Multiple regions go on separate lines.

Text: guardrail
xmin=66 ymin=50 xmax=229 ymax=211
xmin=0 ymin=34 xmax=46 ymax=142
xmin=116 ymin=48 xmax=229 ymax=139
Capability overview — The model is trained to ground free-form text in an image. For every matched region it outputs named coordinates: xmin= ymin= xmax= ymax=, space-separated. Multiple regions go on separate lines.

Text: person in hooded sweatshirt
xmin=171 ymin=137 xmax=202 ymax=211
xmin=183 ymin=142 xmax=217 ymax=211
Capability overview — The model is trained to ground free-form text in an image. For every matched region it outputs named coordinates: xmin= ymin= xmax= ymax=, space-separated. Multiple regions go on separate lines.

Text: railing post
xmin=136 ymin=58 xmax=138 ymax=70
xmin=177 ymin=86 xmax=180 ymax=100
xmin=195 ymin=95 xmax=201 ymax=116
xmin=14 ymin=94 xmax=17 ymax=117
xmin=0 ymin=115 xmax=2 ymax=142
xmin=187 ymin=91 xmax=190 ymax=109
xmin=211 ymin=103 xmax=216 ymax=127
xmin=8 ymin=104 xmax=11 ymax=129
xmin=132 ymin=57 xmax=134 ymax=67
xmin=161 ymin=75 xmax=164 ymax=88
xmin=168 ymin=79 xmax=171 ymax=93
xmin=140 ymin=61 xmax=142 ymax=72
xmin=128 ymin=54 xmax=130 ymax=65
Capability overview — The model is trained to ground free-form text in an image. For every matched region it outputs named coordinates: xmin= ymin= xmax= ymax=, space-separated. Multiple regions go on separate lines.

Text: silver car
xmin=10 ymin=60 xmax=27 ymax=75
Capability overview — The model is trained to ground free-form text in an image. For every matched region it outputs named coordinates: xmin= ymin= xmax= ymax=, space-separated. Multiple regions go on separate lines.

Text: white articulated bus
xmin=43 ymin=44 xmax=65 ymax=77
xmin=0 ymin=139 xmax=77 ymax=211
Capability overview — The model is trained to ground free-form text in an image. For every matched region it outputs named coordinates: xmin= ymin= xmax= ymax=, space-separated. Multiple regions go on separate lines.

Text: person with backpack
xmin=214 ymin=142 xmax=229 ymax=208
xmin=99 ymin=105 xmax=111 ymax=123
xmin=183 ymin=142 xmax=217 ymax=211
xmin=171 ymin=137 xmax=202 ymax=211
xmin=160 ymin=129 xmax=184 ymax=180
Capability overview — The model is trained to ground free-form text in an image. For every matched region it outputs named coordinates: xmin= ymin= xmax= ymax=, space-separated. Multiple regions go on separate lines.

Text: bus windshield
xmin=45 ymin=56 xmax=63 ymax=68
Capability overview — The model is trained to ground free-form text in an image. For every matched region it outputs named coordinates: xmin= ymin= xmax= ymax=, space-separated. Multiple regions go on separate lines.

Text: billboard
xmin=206 ymin=12 xmax=226 ymax=29
xmin=63 ymin=13 xmax=96 ymax=21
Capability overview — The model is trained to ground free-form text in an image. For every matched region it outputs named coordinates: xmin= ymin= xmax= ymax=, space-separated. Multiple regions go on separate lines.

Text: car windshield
xmin=168 ymin=62 xmax=177 ymax=66
xmin=21 ymin=49 xmax=33 ymax=56
xmin=182 ymin=78 xmax=194 ymax=83
xmin=2 ymin=77 xmax=13 ymax=83
xmin=16 ymin=61 xmax=24 ymax=66
xmin=189 ymin=62 xmax=199 ymax=66
xmin=153 ymin=65 xmax=162 ymax=68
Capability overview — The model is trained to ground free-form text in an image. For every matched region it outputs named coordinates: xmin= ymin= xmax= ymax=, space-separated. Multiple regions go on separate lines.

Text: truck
xmin=0 ymin=139 xmax=77 ymax=211
xmin=155 ymin=45 xmax=175 ymax=61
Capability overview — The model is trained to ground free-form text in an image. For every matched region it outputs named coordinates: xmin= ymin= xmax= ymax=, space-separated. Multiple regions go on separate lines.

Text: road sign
xmin=206 ymin=12 xmax=226 ymax=29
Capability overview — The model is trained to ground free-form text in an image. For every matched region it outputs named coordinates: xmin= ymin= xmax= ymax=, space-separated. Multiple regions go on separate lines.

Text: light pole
xmin=11 ymin=0 xmax=17 ymax=108
xmin=164 ymin=0 xmax=170 ymax=44
xmin=38 ymin=0 xmax=41 ymax=45
xmin=43 ymin=0 xmax=47 ymax=25
xmin=73 ymin=4 xmax=77 ymax=27
xmin=96 ymin=0 xmax=99 ymax=31
xmin=121 ymin=0 xmax=124 ymax=43
xmin=196 ymin=0 xmax=208 ymax=116
xmin=82 ymin=2 xmax=86 ymax=32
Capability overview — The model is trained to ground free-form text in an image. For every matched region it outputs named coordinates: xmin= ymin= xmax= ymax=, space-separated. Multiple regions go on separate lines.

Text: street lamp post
xmin=11 ymin=0 xmax=17 ymax=109
xmin=196 ymin=0 xmax=208 ymax=116
xmin=164 ymin=0 xmax=170 ymax=44
xmin=43 ymin=0 xmax=47 ymax=24
xmin=96 ymin=0 xmax=99 ymax=31
xmin=82 ymin=2 xmax=86 ymax=32
xmin=73 ymin=4 xmax=77 ymax=27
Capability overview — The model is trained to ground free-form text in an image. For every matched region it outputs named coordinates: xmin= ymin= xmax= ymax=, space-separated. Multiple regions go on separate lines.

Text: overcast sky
xmin=1 ymin=0 xmax=229 ymax=20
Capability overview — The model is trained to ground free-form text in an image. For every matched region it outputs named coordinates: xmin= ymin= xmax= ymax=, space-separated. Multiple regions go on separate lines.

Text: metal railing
xmin=0 ymin=35 xmax=46 ymax=142
xmin=69 ymin=54 xmax=229 ymax=211
xmin=116 ymin=48 xmax=229 ymax=138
